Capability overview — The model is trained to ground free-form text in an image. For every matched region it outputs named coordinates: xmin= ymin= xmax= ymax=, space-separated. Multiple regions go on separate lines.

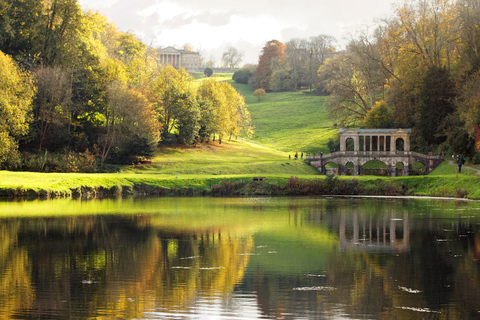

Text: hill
xmin=229 ymin=81 xmax=337 ymax=154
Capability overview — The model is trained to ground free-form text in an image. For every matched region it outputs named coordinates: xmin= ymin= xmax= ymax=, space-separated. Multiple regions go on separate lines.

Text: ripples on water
xmin=0 ymin=197 xmax=479 ymax=319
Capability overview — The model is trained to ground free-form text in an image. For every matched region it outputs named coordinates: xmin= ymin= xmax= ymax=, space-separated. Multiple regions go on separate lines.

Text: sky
xmin=76 ymin=0 xmax=397 ymax=66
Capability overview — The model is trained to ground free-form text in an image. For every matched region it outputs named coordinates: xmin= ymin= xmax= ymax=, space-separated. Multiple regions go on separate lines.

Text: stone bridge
xmin=306 ymin=150 xmax=444 ymax=176
xmin=306 ymin=128 xmax=444 ymax=176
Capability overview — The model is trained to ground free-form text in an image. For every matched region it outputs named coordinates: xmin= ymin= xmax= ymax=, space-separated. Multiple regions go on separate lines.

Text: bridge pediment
xmin=393 ymin=129 xmax=409 ymax=135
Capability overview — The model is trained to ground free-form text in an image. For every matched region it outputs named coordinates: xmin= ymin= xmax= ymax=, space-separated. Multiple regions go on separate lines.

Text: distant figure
xmin=295 ymin=152 xmax=298 ymax=160
xmin=313 ymin=152 xmax=315 ymax=156
xmin=289 ymin=155 xmax=291 ymax=159
xmin=457 ymin=155 xmax=462 ymax=173
xmin=301 ymin=152 xmax=303 ymax=160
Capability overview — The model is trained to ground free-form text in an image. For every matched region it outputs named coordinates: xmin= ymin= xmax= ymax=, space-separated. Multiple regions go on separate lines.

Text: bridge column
xmin=338 ymin=163 xmax=346 ymax=175
xmin=354 ymin=164 xmax=361 ymax=176
xmin=388 ymin=165 xmax=396 ymax=177
xmin=404 ymin=164 xmax=412 ymax=176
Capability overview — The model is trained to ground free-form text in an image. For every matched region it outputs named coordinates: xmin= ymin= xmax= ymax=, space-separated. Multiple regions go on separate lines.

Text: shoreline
xmin=1 ymin=173 xmax=480 ymax=200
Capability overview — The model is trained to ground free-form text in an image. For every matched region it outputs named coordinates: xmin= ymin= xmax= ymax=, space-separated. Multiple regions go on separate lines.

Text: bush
xmin=232 ymin=68 xmax=253 ymax=84
xmin=204 ymin=68 xmax=213 ymax=77
xmin=107 ymin=135 xmax=156 ymax=165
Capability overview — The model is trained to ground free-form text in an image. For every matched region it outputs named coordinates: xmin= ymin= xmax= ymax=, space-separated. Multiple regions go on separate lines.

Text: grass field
xmin=230 ymin=81 xmax=337 ymax=154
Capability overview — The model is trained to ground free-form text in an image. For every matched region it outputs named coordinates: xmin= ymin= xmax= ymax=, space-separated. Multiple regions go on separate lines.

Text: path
xmin=448 ymin=160 xmax=480 ymax=175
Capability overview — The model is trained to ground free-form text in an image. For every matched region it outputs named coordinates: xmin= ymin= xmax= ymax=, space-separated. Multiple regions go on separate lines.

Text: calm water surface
xmin=0 ymin=197 xmax=480 ymax=319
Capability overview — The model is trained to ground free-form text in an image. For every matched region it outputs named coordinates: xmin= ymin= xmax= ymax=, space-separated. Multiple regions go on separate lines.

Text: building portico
xmin=339 ymin=128 xmax=410 ymax=152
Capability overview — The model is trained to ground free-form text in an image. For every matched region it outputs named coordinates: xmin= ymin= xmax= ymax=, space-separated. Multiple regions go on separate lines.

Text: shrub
xmin=204 ymin=68 xmax=213 ymax=77
xmin=107 ymin=135 xmax=156 ymax=165
xmin=232 ymin=69 xmax=253 ymax=84
xmin=253 ymin=89 xmax=267 ymax=101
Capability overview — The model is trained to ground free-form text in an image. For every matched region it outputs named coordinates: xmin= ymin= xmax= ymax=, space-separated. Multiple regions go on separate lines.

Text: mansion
xmin=158 ymin=46 xmax=201 ymax=70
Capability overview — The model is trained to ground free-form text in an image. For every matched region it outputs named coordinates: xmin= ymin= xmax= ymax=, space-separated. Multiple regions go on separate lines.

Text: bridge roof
xmin=339 ymin=128 xmax=411 ymax=133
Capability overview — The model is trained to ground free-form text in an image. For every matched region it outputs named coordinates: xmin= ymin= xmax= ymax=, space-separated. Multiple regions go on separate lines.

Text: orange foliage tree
xmin=254 ymin=40 xmax=285 ymax=91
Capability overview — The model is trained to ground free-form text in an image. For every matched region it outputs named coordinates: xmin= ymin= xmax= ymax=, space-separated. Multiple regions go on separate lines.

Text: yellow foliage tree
xmin=0 ymin=51 xmax=35 ymax=168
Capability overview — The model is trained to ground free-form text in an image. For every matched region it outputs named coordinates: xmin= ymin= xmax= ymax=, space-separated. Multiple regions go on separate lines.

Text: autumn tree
xmin=101 ymin=81 xmax=159 ymax=165
xmin=33 ymin=65 xmax=72 ymax=151
xmin=0 ymin=50 xmax=35 ymax=168
xmin=363 ymin=101 xmax=394 ymax=128
xmin=254 ymin=40 xmax=285 ymax=90
xmin=153 ymin=66 xmax=199 ymax=143
xmin=253 ymin=89 xmax=267 ymax=101
xmin=319 ymin=52 xmax=374 ymax=126
xmin=221 ymin=47 xmax=244 ymax=69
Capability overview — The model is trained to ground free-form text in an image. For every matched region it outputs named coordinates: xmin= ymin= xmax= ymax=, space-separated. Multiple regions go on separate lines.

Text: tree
xmin=0 ymin=0 xmax=43 ymax=63
xmin=363 ymin=101 xmax=394 ymax=128
xmin=270 ymin=69 xmax=294 ymax=91
xmin=221 ymin=47 xmax=244 ymax=69
xmin=319 ymin=52 xmax=372 ymax=126
xmin=415 ymin=66 xmax=455 ymax=146
xmin=153 ymin=66 xmax=199 ymax=143
xmin=254 ymin=40 xmax=285 ymax=90
xmin=33 ymin=65 xmax=72 ymax=151
xmin=0 ymin=50 xmax=35 ymax=168
xmin=253 ymin=89 xmax=267 ymax=101
xmin=101 ymin=81 xmax=159 ymax=165
xmin=458 ymin=70 xmax=480 ymax=135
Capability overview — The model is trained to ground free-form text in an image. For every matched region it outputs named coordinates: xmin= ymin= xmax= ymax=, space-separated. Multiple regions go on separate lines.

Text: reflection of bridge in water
xmin=307 ymin=129 xmax=444 ymax=176
xmin=339 ymin=211 xmax=410 ymax=252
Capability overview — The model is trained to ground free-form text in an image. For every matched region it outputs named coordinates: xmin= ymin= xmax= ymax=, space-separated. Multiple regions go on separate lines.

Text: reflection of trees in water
xmin=0 ymin=216 xmax=253 ymax=319
xmin=0 ymin=221 xmax=34 ymax=316
xmin=248 ymin=199 xmax=480 ymax=320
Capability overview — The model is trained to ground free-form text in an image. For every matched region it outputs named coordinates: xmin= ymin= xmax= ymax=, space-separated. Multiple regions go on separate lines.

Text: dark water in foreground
xmin=0 ymin=197 xmax=479 ymax=319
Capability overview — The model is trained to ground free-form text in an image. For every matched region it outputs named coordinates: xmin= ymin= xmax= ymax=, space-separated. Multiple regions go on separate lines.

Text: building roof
xmin=339 ymin=128 xmax=411 ymax=134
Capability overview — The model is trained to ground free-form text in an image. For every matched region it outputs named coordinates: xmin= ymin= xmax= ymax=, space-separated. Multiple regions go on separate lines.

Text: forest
xmin=234 ymin=0 xmax=480 ymax=160
xmin=0 ymin=0 xmax=252 ymax=172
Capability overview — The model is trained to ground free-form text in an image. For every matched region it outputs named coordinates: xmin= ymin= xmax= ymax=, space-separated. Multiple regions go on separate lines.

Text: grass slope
xmin=230 ymin=81 xmax=337 ymax=154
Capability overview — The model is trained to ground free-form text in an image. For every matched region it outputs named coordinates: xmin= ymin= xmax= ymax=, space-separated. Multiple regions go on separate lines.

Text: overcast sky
xmin=77 ymin=0 xmax=397 ymax=66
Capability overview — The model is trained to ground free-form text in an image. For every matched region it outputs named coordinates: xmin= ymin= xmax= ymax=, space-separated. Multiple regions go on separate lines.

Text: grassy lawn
xmin=125 ymin=139 xmax=319 ymax=176
xmin=230 ymin=82 xmax=337 ymax=154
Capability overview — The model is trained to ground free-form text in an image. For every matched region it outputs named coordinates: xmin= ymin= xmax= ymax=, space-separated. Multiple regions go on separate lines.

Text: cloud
xmin=77 ymin=0 xmax=396 ymax=64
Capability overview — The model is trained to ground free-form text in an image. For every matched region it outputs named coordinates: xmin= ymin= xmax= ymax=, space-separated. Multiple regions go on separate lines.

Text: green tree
xmin=415 ymin=66 xmax=455 ymax=146
xmin=0 ymin=50 xmax=35 ymax=168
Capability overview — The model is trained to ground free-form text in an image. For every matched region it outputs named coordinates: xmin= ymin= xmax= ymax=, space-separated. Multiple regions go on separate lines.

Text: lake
xmin=0 ymin=196 xmax=479 ymax=319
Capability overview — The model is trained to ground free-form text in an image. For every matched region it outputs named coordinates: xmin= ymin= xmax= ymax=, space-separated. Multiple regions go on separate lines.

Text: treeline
xmin=234 ymin=0 xmax=480 ymax=159
xmin=0 ymin=0 xmax=251 ymax=171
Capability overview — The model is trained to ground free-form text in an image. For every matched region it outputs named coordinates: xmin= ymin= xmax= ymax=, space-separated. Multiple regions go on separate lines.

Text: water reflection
xmin=0 ymin=197 xmax=479 ymax=319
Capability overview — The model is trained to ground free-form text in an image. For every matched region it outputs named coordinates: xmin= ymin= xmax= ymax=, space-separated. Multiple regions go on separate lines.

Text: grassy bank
xmin=2 ymin=169 xmax=480 ymax=199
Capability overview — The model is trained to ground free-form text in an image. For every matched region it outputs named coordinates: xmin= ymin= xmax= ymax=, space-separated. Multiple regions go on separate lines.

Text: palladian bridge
xmin=306 ymin=129 xmax=444 ymax=176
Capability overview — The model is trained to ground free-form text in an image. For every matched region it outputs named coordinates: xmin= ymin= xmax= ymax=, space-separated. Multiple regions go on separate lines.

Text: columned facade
xmin=339 ymin=129 xmax=411 ymax=152
xmin=158 ymin=46 xmax=201 ymax=70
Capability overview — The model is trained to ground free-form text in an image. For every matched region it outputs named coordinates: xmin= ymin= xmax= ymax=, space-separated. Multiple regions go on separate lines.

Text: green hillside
xmin=192 ymin=74 xmax=338 ymax=154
